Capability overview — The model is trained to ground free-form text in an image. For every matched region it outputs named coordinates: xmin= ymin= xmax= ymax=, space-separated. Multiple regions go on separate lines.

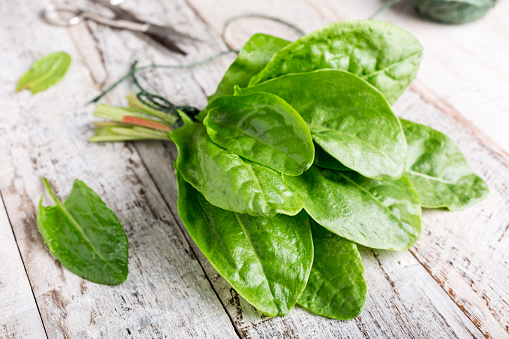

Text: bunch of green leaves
xmin=91 ymin=20 xmax=488 ymax=319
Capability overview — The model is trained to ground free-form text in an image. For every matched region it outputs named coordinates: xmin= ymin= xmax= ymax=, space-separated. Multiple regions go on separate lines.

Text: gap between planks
xmin=0 ymin=189 xmax=48 ymax=338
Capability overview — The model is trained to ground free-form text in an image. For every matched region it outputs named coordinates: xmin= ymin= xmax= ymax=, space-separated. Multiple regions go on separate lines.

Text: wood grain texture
xmin=0 ymin=194 xmax=46 ymax=338
xmin=1 ymin=0 xmax=509 ymax=337
xmin=0 ymin=0 xmax=237 ymax=338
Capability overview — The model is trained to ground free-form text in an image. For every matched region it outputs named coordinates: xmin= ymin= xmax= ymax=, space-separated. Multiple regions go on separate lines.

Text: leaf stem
xmin=42 ymin=177 xmax=61 ymax=206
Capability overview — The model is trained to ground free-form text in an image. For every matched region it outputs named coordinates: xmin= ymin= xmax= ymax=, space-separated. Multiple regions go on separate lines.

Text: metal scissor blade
xmin=90 ymin=0 xmax=197 ymax=49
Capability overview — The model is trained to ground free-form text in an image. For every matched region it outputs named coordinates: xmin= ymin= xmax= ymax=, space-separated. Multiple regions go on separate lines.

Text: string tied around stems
xmin=89 ymin=13 xmax=305 ymax=115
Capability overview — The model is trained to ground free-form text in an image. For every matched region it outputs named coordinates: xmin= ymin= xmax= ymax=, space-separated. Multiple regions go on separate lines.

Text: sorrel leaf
xmin=249 ymin=20 xmax=422 ymax=104
xmin=170 ymin=121 xmax=303 ymax=217
xmin=177 ymin=173 xmax=313 ymax=316
xmin=203 ymin=93 xmax=314 ymax=176
xmin=17 ymin=52 xmax=71 ymax=94
xmin=401 ymin=119 xmax=489 ymax=210
xmin=237 ymin=70 xmax=407 ymax=180
xmin=298 ymin=219 xmax=367 ymax=320
xmin=37 ymin=178 xmax=128 ymax=285
xmin=207 ymin=33 xmax=290 ymax=102
xmin=284 ymin=166 xmax=421 ymax=251
xmin=313 ymin=143 xmax=349 ymax=171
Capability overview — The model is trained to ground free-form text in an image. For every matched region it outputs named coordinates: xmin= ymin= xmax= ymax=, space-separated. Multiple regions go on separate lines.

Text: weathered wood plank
xmin=71 ymin=0 xmax=495 ymax=336
xmin=0 ymin=0 xmax=238 ymax=337
xmin=0 ymin=194 xmax=46 ymax=338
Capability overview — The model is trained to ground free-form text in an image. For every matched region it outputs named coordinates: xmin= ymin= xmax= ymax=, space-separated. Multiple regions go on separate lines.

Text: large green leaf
xmin=298 ymin=219 xmax=367 ymax=320
xmin=203 ymin=93 xmax=314 ymax=176
xmin=207 ymin=33 xmax=290 ymax=102
xmin=17 ymin=52 xmax=71 ymax=95
xmin=237 ymin=70 xmax=407 ymax=180
xmin=410 ymin=0 xmax=495 ymax=24
xmin=37 ymin=178 xmax=128 ymax=285
xmin=284 ymin=166 xmax=421 ymax=251
xmin=176 ymin=173 xmax=313 ymax=317
xmin=170 ymin=122 xmax=303 ymax=217
xmin=401 ymin=119 xmax=489 ymax=210
xmin=249 ymin=20 xmax=422 ymax=104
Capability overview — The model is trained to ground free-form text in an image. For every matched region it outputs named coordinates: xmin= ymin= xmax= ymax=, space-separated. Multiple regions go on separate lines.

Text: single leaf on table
xmin=206 ymin=33 xmax=290 ymax=103
xmin=284 ymin=166 xmax=421 ymax=251
xmin=37 ymin=178 xmax=128 ymax=285
xmin=170 ymin=121 xmax=303 ymax=217
xmin=237 ymin=70 xmax=407 ymax=180
xmin=298 ymin=219 xmax=367 ymax=320
xmin=203 ymin=93 xmax=314 ymax=176
xmin=176 ymin=173 xmax=313 ymax=317
xmin=410 ymin=0 xmax=495 ymax=24
xmin=401 ymin=119 xmax=489 ymax=210
xmin=249 ymin=20 xmax=422 ymax=104
xmin=17 ymin=52 xmax=71 ymax=94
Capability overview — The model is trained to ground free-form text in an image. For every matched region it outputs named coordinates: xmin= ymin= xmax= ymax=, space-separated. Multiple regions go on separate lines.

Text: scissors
xmin=42 ymin=0 xmax=197 ymax=55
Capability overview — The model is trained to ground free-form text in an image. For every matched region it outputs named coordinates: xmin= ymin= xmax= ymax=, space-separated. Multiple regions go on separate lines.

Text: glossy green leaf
xmin=313 ymin=143 xmax=349 ymax=171
xmin=401 ymin=119 xmax=489 ymax=210
xmin=298 ymin=219 xmax=367 ymax=320
xmin=249 ymin=20 xmax=422 ymax=104
xmin=238 ymin=70 xmax=407 ymax=180
xmin=176 ymin=173 xmax=313 ymax=317
xmin=37 ymin=178 xmax=128 ymax=285
xmin=284 ymin=166 xmax=421 ymax=251
xmin=170 ymin=121 xmax=303 ymax=217
xmin=410 ymin=0 xmax=495 ymax=24
xmin=207 ymin=33 xmax=290 ymax=102
xmin=203 ymin=93 xmax=314 ymax=176
xmin=17 ymin=52 xmax=71 ymax=94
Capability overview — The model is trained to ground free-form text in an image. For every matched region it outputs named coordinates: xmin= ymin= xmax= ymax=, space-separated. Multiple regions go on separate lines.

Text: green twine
xmin=89 ymin=14 xmax=305 ymax=105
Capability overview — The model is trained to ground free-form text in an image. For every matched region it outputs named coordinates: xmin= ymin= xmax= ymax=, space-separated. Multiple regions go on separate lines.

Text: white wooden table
xmin=1 ymin=0 xmax=509 ymax=338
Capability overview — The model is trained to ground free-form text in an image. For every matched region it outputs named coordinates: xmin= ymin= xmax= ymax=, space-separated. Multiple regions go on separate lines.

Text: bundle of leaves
xmin=91 ymin=20 xmax=488 ymax=319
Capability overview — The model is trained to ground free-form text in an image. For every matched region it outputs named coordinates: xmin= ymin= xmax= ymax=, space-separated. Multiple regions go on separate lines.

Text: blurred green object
xmin=410 ymin=0 xmax=495 ymax=24
xmin=17 ymin=52 xmax=71 ymax=94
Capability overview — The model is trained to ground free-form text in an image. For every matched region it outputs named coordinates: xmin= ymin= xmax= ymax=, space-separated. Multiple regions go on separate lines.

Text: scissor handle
xmin=42 ymin=4 xmax=85 ymax=26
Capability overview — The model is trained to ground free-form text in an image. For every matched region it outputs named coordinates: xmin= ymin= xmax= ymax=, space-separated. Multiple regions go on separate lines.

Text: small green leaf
xmin=298 ymin=218 xmax=367 ymax=320
xmin=177 ymin=173 xmax=313 ymax=317
xmin=170 ymin=121 xmax=303 ymax=217
xmin=17 ymin=52 xmax=71 ymax=94
xmin=37 ymin=178 xmax=128 ymax=285
xmin=402 ymin=119 xmax=489 ymax=210
xmin=238 ymin=70 xmax=407 ymax=180
xmin=207 ymin=33 xmax=291 ymax=103
xmin=203 ymin=93 xmax=314 ymax=176
xmin=284 ymin=166 xmax=421 ymax=251
xmin=410 ymin=0 xmax=495 ymax=24
xmin=249 ymin=20 xmax=422 ymax=104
